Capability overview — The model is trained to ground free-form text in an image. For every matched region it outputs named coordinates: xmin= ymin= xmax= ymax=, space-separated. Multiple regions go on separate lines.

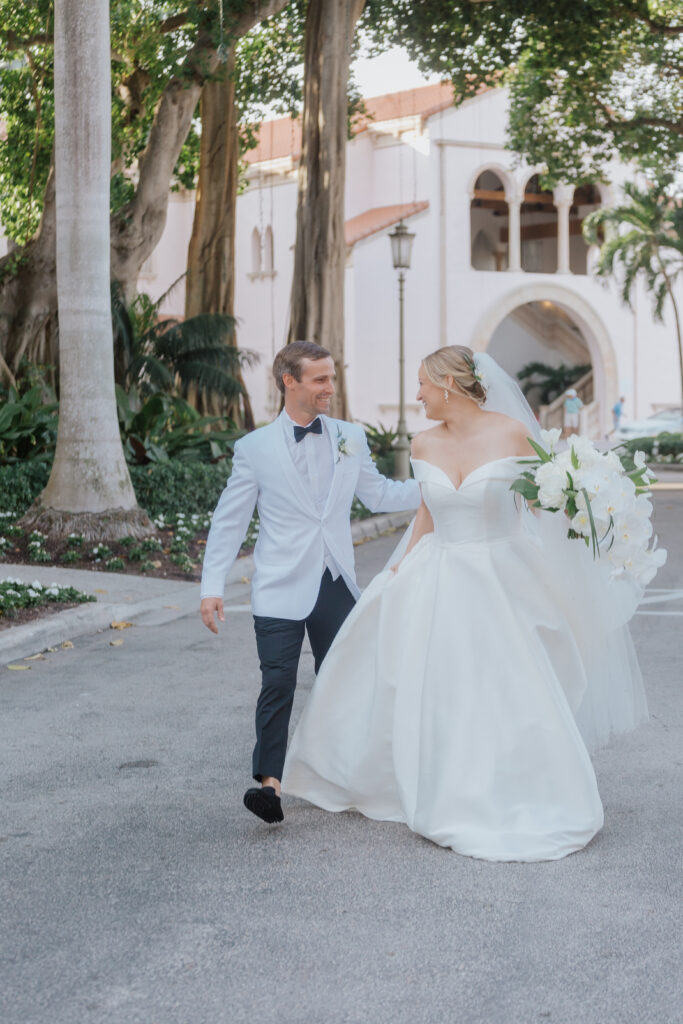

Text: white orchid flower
xmin=539 ymin=427 xmax=562 ymax=452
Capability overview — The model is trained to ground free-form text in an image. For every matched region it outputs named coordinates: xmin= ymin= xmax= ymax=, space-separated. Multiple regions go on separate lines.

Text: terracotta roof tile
xmin=244 ymin=81 xmax=467 ymax=166
xmin=344 ymin=201 xmax=429 ymax=247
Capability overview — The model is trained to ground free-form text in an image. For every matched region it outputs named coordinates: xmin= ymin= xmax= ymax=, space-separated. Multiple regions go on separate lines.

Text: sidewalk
xmin=0 ymin=510 xmax=412 ymax=663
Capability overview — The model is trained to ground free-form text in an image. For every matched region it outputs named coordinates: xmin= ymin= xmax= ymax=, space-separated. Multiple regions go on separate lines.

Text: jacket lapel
xmin=271 ymin=412 xmax=319 ymax=516
xmin=321 ymin=417 xmax=348 ymax=516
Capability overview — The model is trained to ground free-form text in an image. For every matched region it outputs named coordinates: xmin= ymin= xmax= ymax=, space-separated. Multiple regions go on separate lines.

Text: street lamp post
xmin=388 ymin=220 xmax=415 ymax=481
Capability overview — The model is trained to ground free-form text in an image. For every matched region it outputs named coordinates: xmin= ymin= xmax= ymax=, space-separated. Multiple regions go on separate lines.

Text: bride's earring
xmin=444 ymin=389 xmax=449 ymax=403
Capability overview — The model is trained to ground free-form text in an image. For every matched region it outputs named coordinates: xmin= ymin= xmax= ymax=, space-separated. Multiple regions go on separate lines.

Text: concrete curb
xmin=0 ymin=587 xmax=199 ymax=664
xmin=1 ymin=511 xmax=413 ymax=663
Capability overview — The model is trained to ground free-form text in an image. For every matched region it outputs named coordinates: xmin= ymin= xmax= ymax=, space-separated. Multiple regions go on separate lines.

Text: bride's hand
xmin=389 ymin=562 xmax=401 ymax=574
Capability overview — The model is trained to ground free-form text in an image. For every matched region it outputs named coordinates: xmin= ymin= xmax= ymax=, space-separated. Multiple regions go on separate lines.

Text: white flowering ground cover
xmin=511 ymin=429 xmax=667 ymax=587
xmin=0 ymin=577 xmax=95 ymax=628
xmin=0 ymin=511 xmax=226 ymax=580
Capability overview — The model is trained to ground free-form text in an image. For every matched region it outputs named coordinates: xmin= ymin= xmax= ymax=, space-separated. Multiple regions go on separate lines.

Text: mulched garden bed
xmin=0 ymin=510 xmax=256 ymax=584
xmin=1 ymin=526 xmax=208 ymax=583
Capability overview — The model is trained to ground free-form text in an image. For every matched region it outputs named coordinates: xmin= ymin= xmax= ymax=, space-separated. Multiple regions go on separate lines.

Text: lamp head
xmin=389 ymin=220 xmax=415 ymax=270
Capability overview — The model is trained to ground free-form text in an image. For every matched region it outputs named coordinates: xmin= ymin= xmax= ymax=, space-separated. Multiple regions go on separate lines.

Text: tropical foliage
xmin=583 ymin=176 xmax=683 ymax=401
xmin=111 ymin=282 xmax=258 ymax=404
xmin=362 ymin=422 xmax=404 ymax=478
xmin=0 ymin=375 xmax=58 ymax=464
xmin=0 ymin=1 xmax=303 ymax=245
xmin=368 ymin=0 xmax=683 ymax=184
xmin=516 ymin=362 xmax=592 ymax=407
xmin=115 ymin=386 xmax=243 ymax=466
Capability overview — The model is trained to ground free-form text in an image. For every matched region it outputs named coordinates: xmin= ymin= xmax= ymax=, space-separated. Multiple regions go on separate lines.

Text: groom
xmin=200 ymin=341 xmax=421 ymax=824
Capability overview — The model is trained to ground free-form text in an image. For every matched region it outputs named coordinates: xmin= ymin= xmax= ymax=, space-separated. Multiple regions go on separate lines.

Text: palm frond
xmin=174 ymin=362 xmax=245 ymax=400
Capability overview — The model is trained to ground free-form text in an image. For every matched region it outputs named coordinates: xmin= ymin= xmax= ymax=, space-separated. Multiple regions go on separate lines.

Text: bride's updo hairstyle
xmin=422 ymin=345 xmax=487 ymax=406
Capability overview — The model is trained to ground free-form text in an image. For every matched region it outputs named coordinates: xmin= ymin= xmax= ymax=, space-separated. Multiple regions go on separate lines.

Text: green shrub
xmin=619 ymin=433 xmax=683 ymax=458
xmin=0 ymin=422 xmax=402 ymax=521
xmin=0 ymin=459 xmax=230 ymax=518
xmin=128 ymin=460 xmax=230 ymax=518
xmin=0 ymin=462 xmax=50 ymax=514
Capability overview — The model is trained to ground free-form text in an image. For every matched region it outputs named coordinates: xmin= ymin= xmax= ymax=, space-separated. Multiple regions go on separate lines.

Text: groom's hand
xmin=200 ymin=597 xmax=225 ymax=634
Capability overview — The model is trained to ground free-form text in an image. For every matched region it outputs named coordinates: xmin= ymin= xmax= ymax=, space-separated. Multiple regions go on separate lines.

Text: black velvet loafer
xmin=243 ymin=786 xmax=284 ymax=824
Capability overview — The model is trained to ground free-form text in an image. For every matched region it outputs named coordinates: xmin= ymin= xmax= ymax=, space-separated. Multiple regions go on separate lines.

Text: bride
xmin=281 ymin=346 xmax=650 ymax=862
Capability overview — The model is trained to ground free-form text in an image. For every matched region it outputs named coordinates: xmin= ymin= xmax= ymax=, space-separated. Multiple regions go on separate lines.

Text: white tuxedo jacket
xmin=200 ymin=413 xmax=421 ymax=618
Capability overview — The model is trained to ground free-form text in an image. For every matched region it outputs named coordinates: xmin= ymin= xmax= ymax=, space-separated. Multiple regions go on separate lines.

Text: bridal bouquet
xmin=511 ymin=428 xmax=667 ymax=586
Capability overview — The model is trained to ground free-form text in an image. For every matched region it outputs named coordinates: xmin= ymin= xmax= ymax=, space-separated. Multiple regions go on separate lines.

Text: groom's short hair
xmin=273 ymin=341 xmax=332 ymax=395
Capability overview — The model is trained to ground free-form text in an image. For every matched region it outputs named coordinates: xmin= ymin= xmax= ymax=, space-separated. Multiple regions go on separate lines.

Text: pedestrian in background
xmin=563 ymin=388 xmax=583 ymax=437
xmin=609 ymin=396 xmax=626 ymax=437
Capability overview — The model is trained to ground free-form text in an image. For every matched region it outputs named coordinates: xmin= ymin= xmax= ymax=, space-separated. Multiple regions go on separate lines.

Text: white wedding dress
xmin=283 ymin=455 xmax=625 ymax=862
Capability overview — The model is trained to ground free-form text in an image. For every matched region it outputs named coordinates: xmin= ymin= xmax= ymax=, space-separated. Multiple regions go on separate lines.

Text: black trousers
xmin=252 ymin=570 xmax=356 ymax=782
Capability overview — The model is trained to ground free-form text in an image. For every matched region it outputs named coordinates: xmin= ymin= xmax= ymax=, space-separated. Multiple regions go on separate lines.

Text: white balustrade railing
xmin=539 ymin=369 xmax=596 ymax=434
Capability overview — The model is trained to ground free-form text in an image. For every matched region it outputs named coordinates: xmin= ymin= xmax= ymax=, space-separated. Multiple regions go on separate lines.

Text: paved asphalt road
xmin=2 ymin=493 xmax=682 ymax=1024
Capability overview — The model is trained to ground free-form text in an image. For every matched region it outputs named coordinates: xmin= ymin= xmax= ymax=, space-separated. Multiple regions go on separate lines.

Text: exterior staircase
xmin=539 ymin=369 xmax=601 ymax=438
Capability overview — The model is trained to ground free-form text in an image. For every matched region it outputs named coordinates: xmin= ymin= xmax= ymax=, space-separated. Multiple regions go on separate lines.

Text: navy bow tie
xmin=293 ymin=418 xmax=323 ymax=443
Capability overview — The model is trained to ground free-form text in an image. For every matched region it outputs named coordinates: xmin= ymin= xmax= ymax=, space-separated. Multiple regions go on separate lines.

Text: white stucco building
xmin=142 ymin=82 xmax=681 ymax=436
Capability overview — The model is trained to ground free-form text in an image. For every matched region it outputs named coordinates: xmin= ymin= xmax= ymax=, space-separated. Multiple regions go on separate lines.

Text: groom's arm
xmin=200 ymin=440 xmax=259 ymax=610
xmin=354 ymin=431 xmax=421 ymax=513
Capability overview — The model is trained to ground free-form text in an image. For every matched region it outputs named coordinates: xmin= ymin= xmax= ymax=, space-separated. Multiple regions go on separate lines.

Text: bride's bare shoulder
xmin=484 ymin=411 xmax=537 ymax=454
xmin=411 ymin=428 xmax=441 ymax=457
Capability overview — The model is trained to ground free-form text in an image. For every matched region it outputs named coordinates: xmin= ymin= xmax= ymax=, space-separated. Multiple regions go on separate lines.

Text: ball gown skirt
xmin=281 ymin=457 xmax=643 ymax=862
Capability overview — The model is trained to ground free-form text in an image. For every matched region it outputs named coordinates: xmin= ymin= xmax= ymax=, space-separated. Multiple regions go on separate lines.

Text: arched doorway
xmin=470 ymin=283 xmax=619 ymax=437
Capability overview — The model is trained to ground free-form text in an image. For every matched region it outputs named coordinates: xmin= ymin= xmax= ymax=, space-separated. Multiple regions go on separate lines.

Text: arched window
xmin=263 ymin=225 xmax=274 ymax=273
xmin=251 ymin=227 xmax=262 ymax=274
xmin=471 ymin=230 xmax=497 ymax=271
xmin=470 ymin=171 xmax=507 ymax=271
xmin=520 ymin=175 xmax=557 ymax=274
xmin=569 ymin=184 xmax=601 ymax=275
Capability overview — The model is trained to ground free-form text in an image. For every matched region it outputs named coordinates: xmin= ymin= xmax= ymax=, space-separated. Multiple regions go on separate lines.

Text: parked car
xmin=616 ymin=406 xmax=683 ymax=441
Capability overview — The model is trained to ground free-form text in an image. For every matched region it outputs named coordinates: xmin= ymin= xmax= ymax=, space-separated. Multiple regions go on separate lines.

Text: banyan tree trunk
xmin=0 ymin=163 xmax=59 ymax=385
xmin=185 ymin=52 xmax=255 ymax=429
xmin=287 ymin=0 xmax=366 ymax=421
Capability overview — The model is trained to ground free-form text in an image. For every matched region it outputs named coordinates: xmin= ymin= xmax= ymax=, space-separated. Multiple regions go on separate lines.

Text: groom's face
xmin=284 ymin=357 xmax=336 ymax=420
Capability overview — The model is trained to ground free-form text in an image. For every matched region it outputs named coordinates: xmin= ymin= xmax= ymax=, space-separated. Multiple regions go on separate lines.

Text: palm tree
xmin=21 ymin=0 xmax=150 ymax=542
xmin=583 ymin=177 xmax=683 ymax=404
xmin=111 ymin=282 xmax=258 ymax=417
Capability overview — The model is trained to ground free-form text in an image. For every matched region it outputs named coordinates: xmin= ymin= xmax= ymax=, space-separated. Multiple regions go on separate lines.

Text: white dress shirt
xmin=282 ymin=411 xmax=341 ymax=580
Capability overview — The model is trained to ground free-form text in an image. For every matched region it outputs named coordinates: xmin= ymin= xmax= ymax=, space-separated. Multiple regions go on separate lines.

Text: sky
xmin=352 ymin=47 xmax=443 ymax=98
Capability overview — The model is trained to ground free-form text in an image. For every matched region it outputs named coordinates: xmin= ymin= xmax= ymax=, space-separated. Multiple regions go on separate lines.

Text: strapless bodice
xmin=411 ymin=457 xmax=525 ymax=545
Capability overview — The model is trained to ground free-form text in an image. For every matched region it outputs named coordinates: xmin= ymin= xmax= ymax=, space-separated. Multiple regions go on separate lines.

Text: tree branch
xmin=1 ymin=29 xmax=53 ymax=50
xmin=596 ymin=98 xmax=683 ymax=136
xmin=612 ymin=4 xmax=683 ymax=37
xmin=229 ymin=0 xmax=294 ymax=38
